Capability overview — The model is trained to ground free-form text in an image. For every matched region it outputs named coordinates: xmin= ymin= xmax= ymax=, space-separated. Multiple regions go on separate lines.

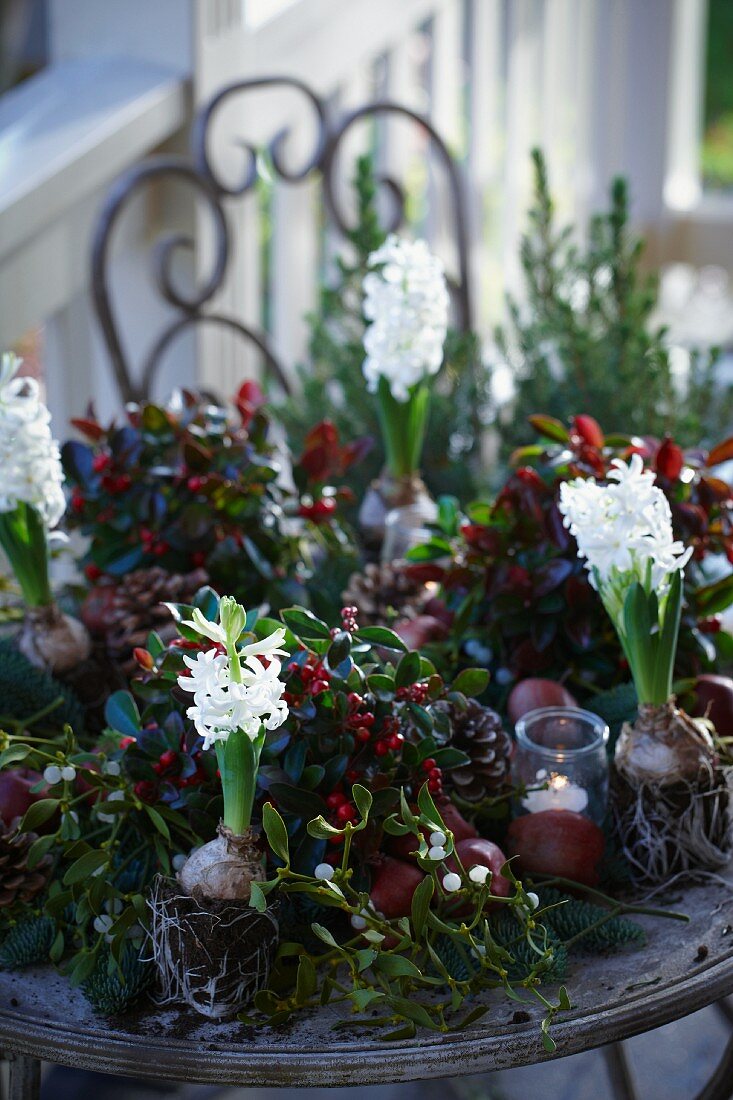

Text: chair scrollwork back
xmin=91 ymin=76 xmax=473 ymax=406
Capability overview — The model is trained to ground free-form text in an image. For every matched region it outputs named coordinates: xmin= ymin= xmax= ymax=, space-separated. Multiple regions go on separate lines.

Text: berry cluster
xmin=396 ymin=682 xmax=430 ymax=704
xmin=284 ymin=655 xmax=331 ymax=700
xmin=340 ymin=606 xmax=359 ymax=634
xmin=298 ymin=496 xmax=337 ymax=523
xmin=420 ymin=756 xmax=444 ymax=794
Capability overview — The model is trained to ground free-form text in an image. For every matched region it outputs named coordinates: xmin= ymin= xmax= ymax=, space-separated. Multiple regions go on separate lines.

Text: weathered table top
xmin=1 ymin=872 xmax=733 ymax=1088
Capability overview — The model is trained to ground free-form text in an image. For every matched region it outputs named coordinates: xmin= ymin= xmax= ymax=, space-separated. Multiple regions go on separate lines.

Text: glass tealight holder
xmin=512 ymin=706 xmax=609 ymax=826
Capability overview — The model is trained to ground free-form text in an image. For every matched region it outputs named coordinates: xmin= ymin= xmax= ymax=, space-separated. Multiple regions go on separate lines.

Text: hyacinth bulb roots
xmin=147 ymin=876 xmax=278 ymax=1019
xmin=612 ymin=754 xmax=732 ymax=884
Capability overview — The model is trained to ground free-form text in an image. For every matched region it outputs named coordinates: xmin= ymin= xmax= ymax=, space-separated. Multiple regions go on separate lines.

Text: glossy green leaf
xmin=262 ymin=802 xmax=290 ymax=864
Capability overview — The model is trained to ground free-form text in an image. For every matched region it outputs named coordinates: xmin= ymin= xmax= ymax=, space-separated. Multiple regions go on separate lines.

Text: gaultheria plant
xmin=0 ymin=353 xmax=89 ymax=672
xmin=175 ymin=597 xmax=289 ymax=901
xmin=362 ymin=235 xmax=449 ymax=479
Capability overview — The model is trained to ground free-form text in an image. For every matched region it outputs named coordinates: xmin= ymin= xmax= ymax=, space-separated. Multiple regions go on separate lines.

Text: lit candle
xmin=522 ymin=769 xmax=589 ymax=814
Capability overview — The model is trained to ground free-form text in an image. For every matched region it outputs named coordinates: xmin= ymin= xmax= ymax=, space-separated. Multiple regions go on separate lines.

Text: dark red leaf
xmin=707 ymin=437 xmax=733 ymax=467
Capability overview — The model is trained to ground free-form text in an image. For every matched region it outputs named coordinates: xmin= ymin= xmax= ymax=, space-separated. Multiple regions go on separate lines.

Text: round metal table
xmin=2 ymin=871 xmax=733 ymax=1099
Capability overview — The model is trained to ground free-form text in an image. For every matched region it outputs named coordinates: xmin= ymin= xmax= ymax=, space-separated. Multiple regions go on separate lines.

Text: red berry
xmin=428 ymin=767 xmax=442 ymax=781
xmin=119 ymin=737 xmax=136 ymax=750
xmin=347 ymin=692 xmax=364 ymax=711
xmin=345 ymin=769 xmax=359 ymax=782
xmin=374 ymin=740 xmax=389 ymax=757
xmin=159 ymin=750 xmax=177 ymax=770
xmin=134 ymin=781 xmax=157 ymax=802
xmin=191 ymin=551 xmax=206 ymax=567
xmin=84 ymin=563 xmax=102 ymax=582
xmin=114 ymin=474 xmax=131 ymax=493
xmin=388 ymin=733 xmax=404 ymax=751
xmin=422 ymin=758 xmax=437 ymax=772
xmin=92 ymin=453 xmax=111 ymax=473
xmin=310 ymin=678 xmax=330 ymax=695
xmin=427 ymin=778 xmax=442 ymax=793
xmin=314 ymin=498 xmax=337 ymax=518
xmin=187 ymin=475 xmax=205 ymax=492
xmin=152 ymin=541 xmax=169 ymax=557
xmin=326 ymin=792 xmax=347 ymax=809
xmin=328 ymin=833 xmax=344 ymax=846
xmin=336 ymin=802 xmax=357 ymax=824
xmin=71 ymin=491 xmax=85 ymax=514
xmin=354 ymin=726 xmax=371 ymax=743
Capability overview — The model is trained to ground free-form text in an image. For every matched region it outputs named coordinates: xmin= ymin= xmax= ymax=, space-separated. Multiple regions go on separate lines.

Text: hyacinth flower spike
xmin=362 ymin=235 xmax=449 ymax=479
xmin=0 ymin=352 xmax=89 ymax=672
xmin=175 ymin=596 xmax=289 ymax=901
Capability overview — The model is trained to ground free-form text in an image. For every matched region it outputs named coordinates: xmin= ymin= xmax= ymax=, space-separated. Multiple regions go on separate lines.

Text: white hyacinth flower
xmin=558 ymin=455 xmax=692 ymax=614
xmin=177 ymin=632 xmax=289 ymax=750
xmin=362 ymin=235 xmax=449 ymax=402
xmin=0 ymin=353 xmax=66 ymax=527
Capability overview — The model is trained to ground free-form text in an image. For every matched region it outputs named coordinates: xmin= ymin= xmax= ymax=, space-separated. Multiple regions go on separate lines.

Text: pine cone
xmin=0 ymin=824 xmax=52 ymax=909
xmin=448 ymin=699 xmax=513 ymax=802
xmin=107 ymin=566 xmax=208 ymax=673
xmin=342 ymin=561 xmax=428 ymax=627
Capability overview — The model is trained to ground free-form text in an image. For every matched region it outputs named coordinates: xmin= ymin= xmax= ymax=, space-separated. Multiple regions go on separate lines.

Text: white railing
xmin=0 ymin=0 xmax=693 ymax=429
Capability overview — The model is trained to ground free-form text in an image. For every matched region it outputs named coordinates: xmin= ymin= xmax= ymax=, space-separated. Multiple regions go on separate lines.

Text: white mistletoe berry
xmin=442 ymin=872 xmax=462 ymax=893
xmin=468 ymin=864 xmax=490 ymax=884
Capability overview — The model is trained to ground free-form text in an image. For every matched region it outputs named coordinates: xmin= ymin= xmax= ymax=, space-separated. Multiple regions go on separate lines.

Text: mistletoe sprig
xmin=248 ymin=782 xmax=570 ymax=1051
xmin=0 ymin=725 xmax=195 ymax=989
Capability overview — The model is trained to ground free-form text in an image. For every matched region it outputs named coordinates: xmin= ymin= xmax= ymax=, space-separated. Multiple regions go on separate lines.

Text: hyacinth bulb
xmin=19 ymin=603 xmax=91 ymax=674
xmin=178 ymin=824 xmax=264 ymax=902
xmin=615 ymin=701 xmax=716 ymax=787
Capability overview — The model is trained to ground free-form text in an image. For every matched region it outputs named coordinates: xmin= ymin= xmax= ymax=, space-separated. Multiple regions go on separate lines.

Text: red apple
xmin=0 ymin=768 xmax=45 ymax=827
xmin=395 ymin=614 xmax=450 ymax=650
xmin=507 ymin=679 xmax=578 ymax=726
xmin=691 ymin=675 xmax=733 ymax=735
xmin=448 ymin=837 xmax=512 ymax=902
xmin=387 ymin=797 xmax=478 ymax=861
xmin=436 ymin=798 xmax=479 ymax=842
xmin=369 ymin=856 xmax=427 ymax=918
xmin=506 ymin=809 xmax=605 ymax=887
xmin=80 ymin=582 xmax=118 ymax=637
